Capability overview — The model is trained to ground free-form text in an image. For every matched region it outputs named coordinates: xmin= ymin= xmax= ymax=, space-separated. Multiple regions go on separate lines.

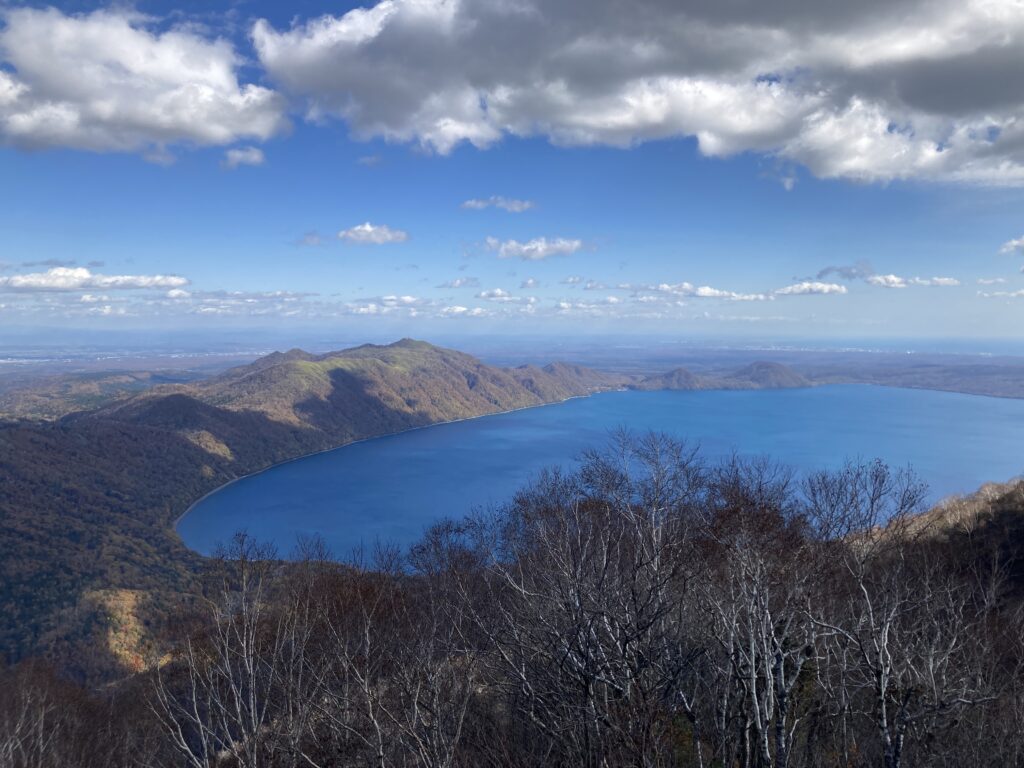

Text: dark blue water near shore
xmin=178 ymin=386 xmax=1024 ymax=556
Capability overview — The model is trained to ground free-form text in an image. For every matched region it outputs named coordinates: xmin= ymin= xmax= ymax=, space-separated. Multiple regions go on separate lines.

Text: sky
xmin=1 ymin=0 xmax=1024 ymax=345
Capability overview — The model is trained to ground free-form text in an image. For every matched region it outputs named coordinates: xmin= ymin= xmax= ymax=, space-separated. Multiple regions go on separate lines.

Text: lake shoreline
xmin=176 ymin=383 xmax=1024 ymax=555
xmin=172 ymin=391 xmax=599 ymax=534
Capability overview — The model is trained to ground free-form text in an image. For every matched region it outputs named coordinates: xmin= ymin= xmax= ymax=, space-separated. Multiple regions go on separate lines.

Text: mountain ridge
xmin=0 ymin=340 xmax=624 ymax=677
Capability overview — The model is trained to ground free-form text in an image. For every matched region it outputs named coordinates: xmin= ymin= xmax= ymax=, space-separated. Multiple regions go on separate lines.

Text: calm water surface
xmin=178 ymin=386 xmax=1024 ymax=555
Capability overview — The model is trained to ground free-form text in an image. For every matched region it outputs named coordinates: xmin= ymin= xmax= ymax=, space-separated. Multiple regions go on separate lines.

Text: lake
xmin=177 ymin=385 xmax=1024 ymax=556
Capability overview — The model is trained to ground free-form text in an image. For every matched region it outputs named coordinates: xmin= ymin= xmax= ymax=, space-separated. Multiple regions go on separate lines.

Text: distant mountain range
xmin=630 ymin=361 xmax=810 ymax=391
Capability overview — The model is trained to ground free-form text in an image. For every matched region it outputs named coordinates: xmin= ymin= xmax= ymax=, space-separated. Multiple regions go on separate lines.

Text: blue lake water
xmin=178 ymin=385 xmax=1024 ymax=556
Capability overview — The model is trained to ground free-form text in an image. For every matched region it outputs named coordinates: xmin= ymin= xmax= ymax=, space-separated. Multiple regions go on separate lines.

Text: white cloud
xmin=486 ymin=236 xmax=583 ymax=260
xmin=0 ymin=7 xmax=286 ymax=155
xmin=0 ymin=267 xmax=188 ymax=292
xmin=979 ymin=289 xmax=1024 ymax=299
xmin=462 ymin=196 xmax=534 ymax=212
xmin=977 ymin=277 xmax=1007 ymax=285
xmin=999 ymin=236 xmax=1024 ymax=254
xmin=866 ymin=273 xmax=960 ymax=288
xmin=440 ymin=305 xmax=487 ymax=318
xmin=476 ymin=288 xmax=536 ymax=304
xmin=477 ymin=288 xmax=512 ymax=301
xmin=251 ymin=0 xmax=1024 ymax=185
xmin=866 ymin=274 xmax=908 ymax=289
xmin=775 ymin=281 xmax=848 ymax=296
xmin=338 ymin=222 xmax=409 ymax=244
xmin=520 ymin=277 xmax=539 ymax=289
xmin=223 ymin=146 xmax=265 ymax=169
xmin=561 ymin=275 xmax=583 ymax=285
xmin=636 ymin=281 xmax=769 ymax=302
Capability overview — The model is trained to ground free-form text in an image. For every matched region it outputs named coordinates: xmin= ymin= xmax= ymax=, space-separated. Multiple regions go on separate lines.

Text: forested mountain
xmin=0 ymin=340 xmax=622 ymax=676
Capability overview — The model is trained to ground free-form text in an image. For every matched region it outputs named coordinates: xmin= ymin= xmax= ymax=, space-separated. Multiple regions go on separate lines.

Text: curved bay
xmin=178 ymin=386 xmax=1024 ymax=556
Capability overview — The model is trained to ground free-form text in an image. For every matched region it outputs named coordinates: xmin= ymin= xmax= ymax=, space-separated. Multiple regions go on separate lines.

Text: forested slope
xmin=0 ymin=339 xmax=621 ymax=677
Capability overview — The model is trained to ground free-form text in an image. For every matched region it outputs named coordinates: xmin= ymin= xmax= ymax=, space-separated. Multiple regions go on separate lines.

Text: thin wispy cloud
xmin=438 ymin=277 xmax=480 ymax=289
xmin=440 ymin=305 xmax=487 ymax=318
xmin=223 ymin=146 xmax=265 ymax=169
xmin=297 ymin=232 xmax=323 ymax=247
xmin=866 ymin=274 xmax=960 ymax=289
xmin=815 ymin=261 xmax=874 ymax=281
xmin=462 ymin=196 xmax=534 ymax=213
xmin=338 ymin=222 xmax=409 ymax=244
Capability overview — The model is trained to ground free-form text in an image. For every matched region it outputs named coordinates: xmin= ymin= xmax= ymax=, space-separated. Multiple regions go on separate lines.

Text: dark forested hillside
xmin=3 ymin=435 xmax=1023 ymax=768
xmin=0 ymin=339 xmax=622 ymax=677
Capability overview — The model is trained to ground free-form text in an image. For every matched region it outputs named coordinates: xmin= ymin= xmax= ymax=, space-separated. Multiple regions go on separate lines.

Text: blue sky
xmin=2 ymin=0 xmax=1024 ymax=342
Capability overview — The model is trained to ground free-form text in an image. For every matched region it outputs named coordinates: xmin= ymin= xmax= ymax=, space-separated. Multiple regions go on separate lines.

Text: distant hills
xmin=630 ymin=361 xmax=810 ymax=391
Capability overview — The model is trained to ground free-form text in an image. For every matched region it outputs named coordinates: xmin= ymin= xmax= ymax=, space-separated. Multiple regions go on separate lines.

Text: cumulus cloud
xmin=223 ymin=146 xmax=266 ymax=169
xmin=0 ymin=7 xmax=286 ymax=155
xmin=999 ymin=236 xmax=1024 ymax=254
xmin=462 ymin=196 xmax=534 ymax=212
xmin=775 ymin=281 xmax=848 ymax=296
xmin=520 ymin=277 xmax=539 ymax=289
xmin=0 ymin=266 xmax=188 ymax=292
xmin=486 ymin=236 xmax=582 ymax=260
xmin=866 ymin=274 xmax=909 ymax=289
xmin=338 ymin=222 xmax=409 ymax=244
xmin=561 ymin=275 xmax=583 ymax=285
xmin=251 ymin=0 xmax=1024 ymax=184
